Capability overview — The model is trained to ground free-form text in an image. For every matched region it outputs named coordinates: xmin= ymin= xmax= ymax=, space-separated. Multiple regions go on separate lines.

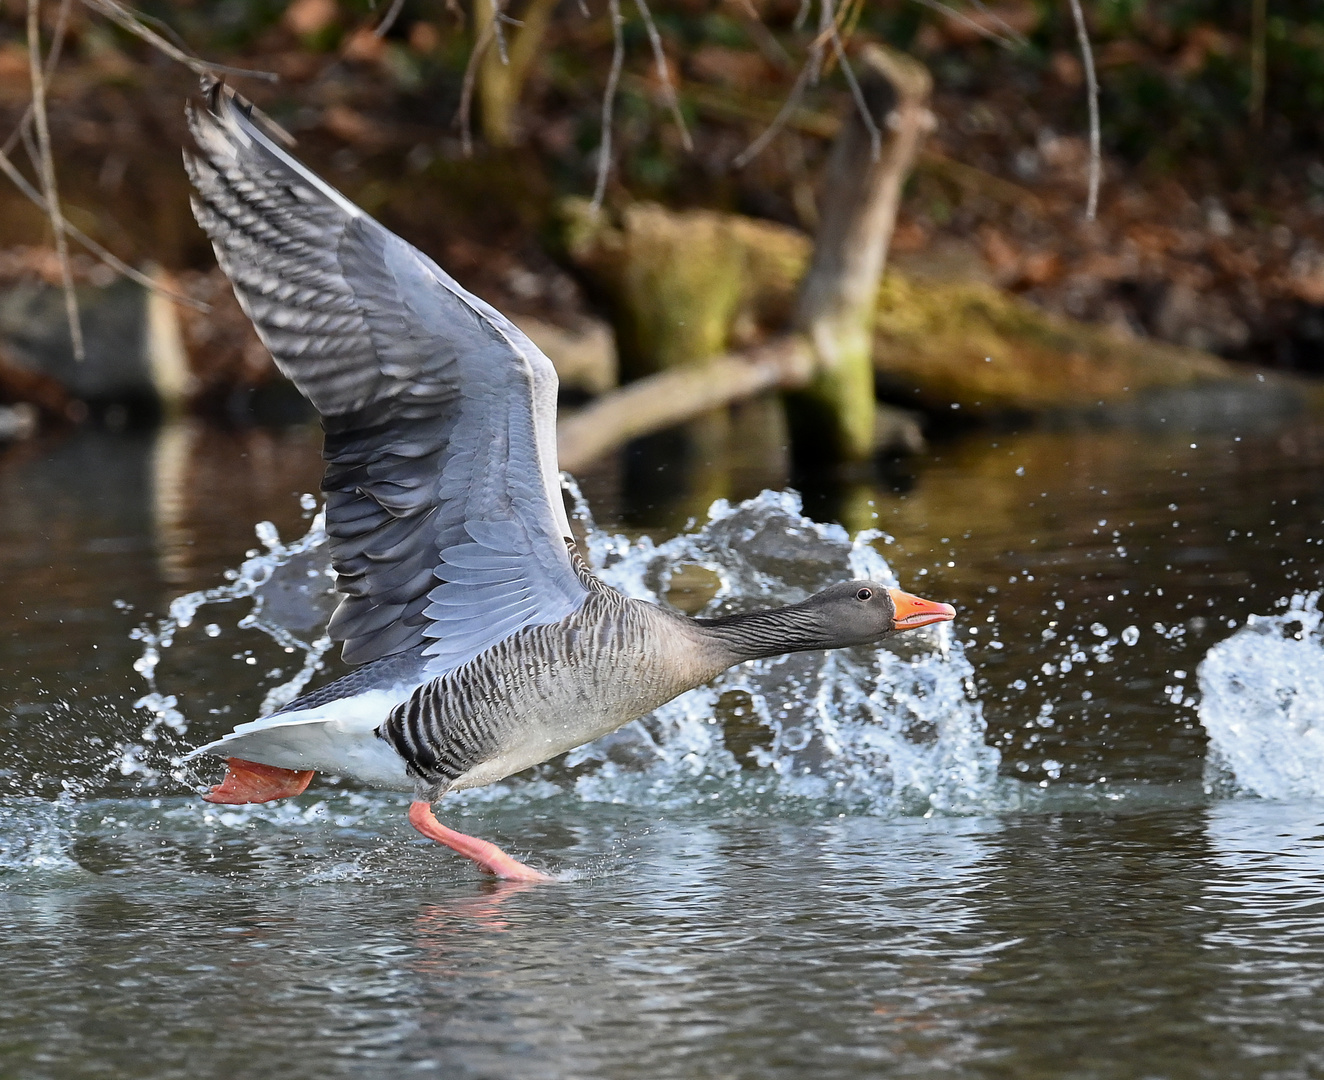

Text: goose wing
xmin=186 ymin=86 xmax=586 ymax=675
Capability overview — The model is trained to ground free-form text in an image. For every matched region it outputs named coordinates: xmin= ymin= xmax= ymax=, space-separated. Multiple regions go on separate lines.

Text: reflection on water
xmin=3 ymin=413 xmax=1324 ymax=1079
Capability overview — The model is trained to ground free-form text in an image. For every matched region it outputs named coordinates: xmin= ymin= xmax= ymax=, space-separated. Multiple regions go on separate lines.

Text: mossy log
xmin=561 ymin=46 xmax=933 ymax=467
xmin=565 ymin=199 xmax=1303 ymax=420
xmin=869 ymin=274 xmax=1242 ymax=414
xmin=562 ymin=201 xmax=791 ymax=381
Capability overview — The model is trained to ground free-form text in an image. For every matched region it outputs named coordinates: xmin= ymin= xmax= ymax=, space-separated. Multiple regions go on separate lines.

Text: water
xmin=1199 ymin=592 xmax=1324 ymax=799
xmin=3 ymin=415 xmax=1324 ymax=1078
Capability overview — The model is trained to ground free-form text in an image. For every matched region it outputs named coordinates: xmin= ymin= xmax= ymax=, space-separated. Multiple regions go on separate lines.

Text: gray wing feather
xmin=186 ymin=86 xmax=585 ymax=673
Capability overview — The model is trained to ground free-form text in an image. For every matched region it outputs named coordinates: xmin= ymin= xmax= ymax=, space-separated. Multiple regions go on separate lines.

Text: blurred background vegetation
xmin=0 ymin=0 xmax=1322 ymax=442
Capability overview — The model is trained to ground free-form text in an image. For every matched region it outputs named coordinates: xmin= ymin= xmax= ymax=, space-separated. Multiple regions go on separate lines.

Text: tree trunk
xmin=787 ymin=45 xmax=934 ymax=464
xmin=477 ymin=0 xmax=559 ymax=148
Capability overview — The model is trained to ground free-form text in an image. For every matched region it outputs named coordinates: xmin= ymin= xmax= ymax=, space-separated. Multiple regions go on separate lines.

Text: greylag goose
xmin=184 ymin=86 xmax=956 ymax=882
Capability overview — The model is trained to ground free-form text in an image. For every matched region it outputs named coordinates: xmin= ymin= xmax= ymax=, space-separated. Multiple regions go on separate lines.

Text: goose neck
xmin=691 ymin=603 xmax=828 ymax=664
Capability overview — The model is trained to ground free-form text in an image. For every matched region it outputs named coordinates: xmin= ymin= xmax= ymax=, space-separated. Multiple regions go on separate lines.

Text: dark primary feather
xmin=185 ymin=86 xmax=587 ymax=673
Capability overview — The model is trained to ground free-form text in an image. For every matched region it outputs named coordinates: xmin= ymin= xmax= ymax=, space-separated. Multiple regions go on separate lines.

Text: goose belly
xmin=448 ymin=668 xmax=674 ymax=791
xmin=381 ymin=597 xmax=723 ymax=795
xmin=407 ymin=612 xmax=706 ymax=792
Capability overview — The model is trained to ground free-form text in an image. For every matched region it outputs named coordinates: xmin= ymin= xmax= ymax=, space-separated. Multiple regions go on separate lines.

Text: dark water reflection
xmin=3 ymin=414 xmax=1324 ymax=1078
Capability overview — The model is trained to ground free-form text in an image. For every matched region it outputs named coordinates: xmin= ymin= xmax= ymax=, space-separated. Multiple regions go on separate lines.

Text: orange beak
xmin=888 ymin=588 xmax=957 ymax=630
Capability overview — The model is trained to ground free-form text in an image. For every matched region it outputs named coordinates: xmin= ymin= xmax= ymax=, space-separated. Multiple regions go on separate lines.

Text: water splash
xmin=126 ymin=484 xmax=1000 ymax=817
xmin=561 ymin=483 xmax=1000 ymax=815
xmin=1198 ymin=592 xmax=1324 ymax=799
xmin=0 ymin=798 xmax=83 ymax=874
xmin=124 ymin=507 xmax=336 ymax=785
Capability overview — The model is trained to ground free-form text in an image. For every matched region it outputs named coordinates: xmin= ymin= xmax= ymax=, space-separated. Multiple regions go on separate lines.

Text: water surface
xmin=3 ymin=415 xmax=1324 ymax=1078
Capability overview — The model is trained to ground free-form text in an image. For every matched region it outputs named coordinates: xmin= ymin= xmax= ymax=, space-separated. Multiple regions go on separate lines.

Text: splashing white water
xmin=564 ymin=485 xmax=999 ymax=814
xmin=127 ymin=486 xmax=1000 ymax=817
xmin=1198 ymin=592 xmax=1324 ymax=799
xmin=124 ymin=508 xmax=336 ymax=783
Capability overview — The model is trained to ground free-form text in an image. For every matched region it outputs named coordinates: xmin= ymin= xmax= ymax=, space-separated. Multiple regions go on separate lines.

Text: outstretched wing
xmin=186 ymin=86 xmax=586 ymax=675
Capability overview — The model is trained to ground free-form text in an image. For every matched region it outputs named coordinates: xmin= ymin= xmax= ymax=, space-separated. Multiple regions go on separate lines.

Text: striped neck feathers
xmin=692 ymin=602 xmax=837 ymax=664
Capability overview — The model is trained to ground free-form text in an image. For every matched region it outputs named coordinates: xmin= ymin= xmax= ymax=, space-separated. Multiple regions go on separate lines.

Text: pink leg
xmin=408 ymin=801 xmax=553 ymax=883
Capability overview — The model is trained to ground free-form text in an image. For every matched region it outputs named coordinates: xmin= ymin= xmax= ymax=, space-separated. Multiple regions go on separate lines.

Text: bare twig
xmin=907 ymin=0 xmax=1019 ymax=50
xmin=129 ymin=8 xmax=202 ymax=55
xmin=632 ymin=0 xmax=692 ymax=152
xmin=78 ymin=0 xmax=279 ymax=81
xmin=3 ymin=0 xmax=73 ymax=159
xmin=809 ymin=0 xmax=830 ymax=84
xmin=0 ymin=146 xmax=207 ymax=310
xmin=490 ymin=0 xmax=510 ymax=64
xmin=590 ymin=0 xmax=625 ymax=212
xmin=28 ymin=0 xmax=84 ymax=361
xmin=48 ymin=0 xmax=75 ymax=65
xmin=734 ymin=0 xmax=832 ymax=169
xmin=3 ymin=0 xmax=70 ymax=175
xmin=374 ymin=0 xmax=407 ymax=37
xmin=836 ymin=0 xmax=865 ymax=40
xmin=1066 ymin=0 xmax=1100 ymax=219
xmin=457 ymin=17 xmax=498 ymax=155
xmin=3 ymin=103 xmax=32 ymax=160
xmin=967 ymin=0 xmax=1029 ymax=46
xmin=733 ymin=60 xmax=814 ymax=168
xmin=727 ymin=0 xmax=792 ymax=70
xmin=827 ymin=17 xmax=880 ymax=160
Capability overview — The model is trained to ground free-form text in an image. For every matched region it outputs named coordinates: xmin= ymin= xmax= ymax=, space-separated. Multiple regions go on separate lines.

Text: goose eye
xmin=855 ymin=588 xmax=873 ymax=601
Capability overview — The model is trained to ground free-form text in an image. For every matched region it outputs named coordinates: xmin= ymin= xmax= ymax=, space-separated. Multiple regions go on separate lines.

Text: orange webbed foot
xmin=203 ymin=758 xmax=314 ymax=805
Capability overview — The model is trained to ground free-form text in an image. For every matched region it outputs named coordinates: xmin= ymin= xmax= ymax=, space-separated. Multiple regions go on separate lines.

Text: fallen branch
xmin=556 ymin=339 xmax=813 ymax=471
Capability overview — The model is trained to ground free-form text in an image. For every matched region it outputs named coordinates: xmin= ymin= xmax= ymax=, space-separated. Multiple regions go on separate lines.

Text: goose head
xmin=796 ymin=580 xmax=956 ymax=648
xmin=696 ymin=580 xmax=956 ymax=661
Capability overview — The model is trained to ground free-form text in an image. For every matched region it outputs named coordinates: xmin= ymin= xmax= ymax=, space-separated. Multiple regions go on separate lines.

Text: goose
xmin=184 ymin=85 xmax=957 ymax=882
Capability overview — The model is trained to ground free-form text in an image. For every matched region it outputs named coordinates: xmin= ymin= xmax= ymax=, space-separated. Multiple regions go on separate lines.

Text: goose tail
xmin=188 ymin=690 xmax=413 ymax=793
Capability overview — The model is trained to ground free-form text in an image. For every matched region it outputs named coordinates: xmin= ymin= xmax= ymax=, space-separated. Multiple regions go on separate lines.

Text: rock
xmin=0 ymin=272 xmax=193 ymax=412
xmin=0 ymin=402 xmax=38 ymax=441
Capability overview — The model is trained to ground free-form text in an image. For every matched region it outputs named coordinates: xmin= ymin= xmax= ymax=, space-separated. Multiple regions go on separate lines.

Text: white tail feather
xmin=188 ymin=689 xmax=412 ymax=791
